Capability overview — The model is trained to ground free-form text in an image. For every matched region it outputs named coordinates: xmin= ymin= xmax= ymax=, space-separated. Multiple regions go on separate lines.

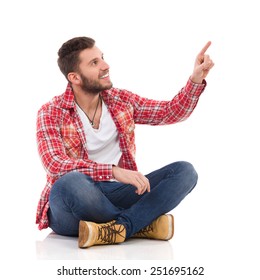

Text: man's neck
xmin=72 ymin=86 xmax=100 ymax=112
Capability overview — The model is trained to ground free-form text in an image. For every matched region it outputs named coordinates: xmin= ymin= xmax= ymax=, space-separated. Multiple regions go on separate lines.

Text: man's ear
xmin=67 ymin=72 xmax=81 ymax=85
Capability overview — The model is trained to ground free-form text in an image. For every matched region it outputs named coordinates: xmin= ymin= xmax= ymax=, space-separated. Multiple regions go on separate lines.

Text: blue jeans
xmin=48 ymin=161 xmax=198 ymax=238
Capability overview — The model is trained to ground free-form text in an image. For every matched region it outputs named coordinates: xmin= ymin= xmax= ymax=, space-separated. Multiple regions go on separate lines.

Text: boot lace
xmin=136 ymin=224 xmax=154 ymax=237
xmin=98 ymin=223 xmax=125 ymax=244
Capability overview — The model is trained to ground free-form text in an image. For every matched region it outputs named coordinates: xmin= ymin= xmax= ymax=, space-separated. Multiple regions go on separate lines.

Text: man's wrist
xmin=190 ymin=75 xmax=203 ymax=84
xmin=112 ymin=165 xmax=118 ymax=179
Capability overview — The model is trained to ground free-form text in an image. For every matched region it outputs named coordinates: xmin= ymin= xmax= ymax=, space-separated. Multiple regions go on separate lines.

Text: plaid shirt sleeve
xmin=37 ymin=106 xmax=114 ymax=182
xmin=131 ymin=78 xmax=206 ymax=125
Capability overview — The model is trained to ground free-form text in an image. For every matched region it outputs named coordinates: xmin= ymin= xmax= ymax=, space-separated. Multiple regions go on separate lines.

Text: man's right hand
xmin=112 ymin=166 xmax=150 ymax=195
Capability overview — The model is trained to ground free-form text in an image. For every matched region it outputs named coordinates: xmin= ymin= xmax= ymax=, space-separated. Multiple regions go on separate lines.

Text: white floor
xmin=35 ymin=229 xmax=174 ymax=260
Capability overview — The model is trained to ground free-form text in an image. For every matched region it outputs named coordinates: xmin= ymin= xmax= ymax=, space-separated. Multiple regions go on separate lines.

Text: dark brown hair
xmin=57 ymin=36 xmax=95 ymax=80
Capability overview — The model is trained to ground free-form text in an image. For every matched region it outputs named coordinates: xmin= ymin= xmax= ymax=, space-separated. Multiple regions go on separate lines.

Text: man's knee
xmin=50 ymin=171 xmax=95 ymax=201
xmin=180 ymin=161 xmax=198 ymax=182
xmin=54 ymin=171 xmax=93 ymax=188
xmin=169 ymin=161 xmax=198 ymax=187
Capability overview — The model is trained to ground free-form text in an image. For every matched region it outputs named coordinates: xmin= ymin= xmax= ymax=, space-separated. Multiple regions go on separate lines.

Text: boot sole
xmin=165 ymin=214 xmax=174 ymax=240
xmin=78 ymin=221 xmax=92 ymax=248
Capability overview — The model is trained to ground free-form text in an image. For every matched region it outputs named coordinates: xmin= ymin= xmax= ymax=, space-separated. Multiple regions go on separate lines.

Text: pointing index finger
xmin=199 ymin=41 xmax=211 ymax=56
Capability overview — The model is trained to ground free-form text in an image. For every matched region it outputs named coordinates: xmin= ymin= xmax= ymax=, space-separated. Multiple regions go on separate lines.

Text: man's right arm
xmin=112 ymin=165 xmax=150 ymax=195
xmin=36 ymin=108 xmax=114 ymax=182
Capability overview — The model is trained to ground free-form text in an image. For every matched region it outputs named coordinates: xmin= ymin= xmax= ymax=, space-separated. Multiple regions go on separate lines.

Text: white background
xmin=1 ymin=0 xmax=259 ymax=279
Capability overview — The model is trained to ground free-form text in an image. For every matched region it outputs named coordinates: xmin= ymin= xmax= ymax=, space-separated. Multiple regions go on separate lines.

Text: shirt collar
xmin=60 ymin=83 xmax=76 ymax=109
xmin=60 ymin=83 xmax=113 ymax=110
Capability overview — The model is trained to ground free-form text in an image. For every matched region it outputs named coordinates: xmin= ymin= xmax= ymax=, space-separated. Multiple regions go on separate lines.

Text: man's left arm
xmin=132 ymin=41 xmax=214 ymax=125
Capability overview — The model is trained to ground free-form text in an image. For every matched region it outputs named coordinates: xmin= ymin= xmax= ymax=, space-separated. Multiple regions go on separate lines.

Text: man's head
xmin=58 ymin=36 xmax=95 ymax=79
xmin=58 ymin=36 xmax=112 ymax=94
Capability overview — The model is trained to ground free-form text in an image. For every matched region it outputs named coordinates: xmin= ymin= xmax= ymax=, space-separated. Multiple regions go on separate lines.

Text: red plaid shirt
xmin=36 ymin=78 xmax=206 ymax=230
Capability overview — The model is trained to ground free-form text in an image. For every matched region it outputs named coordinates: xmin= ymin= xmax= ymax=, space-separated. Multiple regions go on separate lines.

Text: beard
xmin=80 ymin=73 xmax=113 ymax=95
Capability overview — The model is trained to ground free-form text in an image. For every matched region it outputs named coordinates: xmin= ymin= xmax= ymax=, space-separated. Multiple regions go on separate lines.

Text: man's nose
xmin=101 ymin=60 xmax=110 ymax=70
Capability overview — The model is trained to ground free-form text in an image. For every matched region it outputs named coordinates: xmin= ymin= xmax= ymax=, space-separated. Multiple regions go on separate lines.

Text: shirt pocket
xmin=115 ymin=104 xmax=135 ymax=135
xmin=61 ymin=124 xmax=82 ymax=158
xmin=114 ymin=107 xmax=136 ymax=157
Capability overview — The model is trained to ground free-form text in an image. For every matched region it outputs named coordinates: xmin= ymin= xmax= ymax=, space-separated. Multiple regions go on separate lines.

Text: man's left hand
xmin=190 ymin=41 xmax=214 ymax=84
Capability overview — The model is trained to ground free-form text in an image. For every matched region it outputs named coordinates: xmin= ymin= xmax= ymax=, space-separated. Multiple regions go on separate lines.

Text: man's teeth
xmin=100 ymin=73 xmax=109 ymax=78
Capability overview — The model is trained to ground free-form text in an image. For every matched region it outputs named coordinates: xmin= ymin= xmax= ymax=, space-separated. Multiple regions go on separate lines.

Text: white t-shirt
xmin=76 ymin=100 xmax=122 ymax=165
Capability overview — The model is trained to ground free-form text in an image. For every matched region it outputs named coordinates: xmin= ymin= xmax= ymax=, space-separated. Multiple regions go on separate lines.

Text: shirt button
xmin=99 ymin=176 xmax=103 ymax=179
xmin=106 ymin=176 xmax=109 ymax=179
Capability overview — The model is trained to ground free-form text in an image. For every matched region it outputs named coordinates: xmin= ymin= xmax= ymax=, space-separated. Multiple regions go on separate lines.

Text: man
xmin=36 ymin=36 xmax=214 ymax=248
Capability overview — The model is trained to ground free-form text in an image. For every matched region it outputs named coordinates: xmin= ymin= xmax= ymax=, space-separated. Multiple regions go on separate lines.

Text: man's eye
xmin=92 ymin=60 xmax=98 ymax=65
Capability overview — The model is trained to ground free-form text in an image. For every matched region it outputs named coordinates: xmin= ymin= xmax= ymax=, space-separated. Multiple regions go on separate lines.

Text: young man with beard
xmin=36 ymin=37 xmax=214 ymax=248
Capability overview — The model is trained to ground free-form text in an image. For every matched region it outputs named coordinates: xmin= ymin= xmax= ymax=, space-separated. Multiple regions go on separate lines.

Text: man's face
xmin=77 ymin=46 xmax=112 ymax=94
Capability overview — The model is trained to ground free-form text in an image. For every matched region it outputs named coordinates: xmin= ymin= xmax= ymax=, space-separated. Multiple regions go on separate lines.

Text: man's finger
xmin=199 ymin=41 xmax=211 ymax=56
xmin=145 ymin=177 xmax=151 ymax=192
xmin=135 ymin=175 xmax=150 ymax=195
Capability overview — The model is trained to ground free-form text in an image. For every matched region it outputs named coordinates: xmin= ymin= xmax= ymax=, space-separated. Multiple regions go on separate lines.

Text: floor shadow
xmin=35 ymin=232 xmax=174 ymax=260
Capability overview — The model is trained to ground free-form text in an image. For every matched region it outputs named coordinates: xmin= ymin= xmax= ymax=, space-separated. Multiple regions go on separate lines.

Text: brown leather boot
xmin=78 ymin=220 xmax=126 ymax=248
xmin=133 ymin=214 xmax=174 ymax=240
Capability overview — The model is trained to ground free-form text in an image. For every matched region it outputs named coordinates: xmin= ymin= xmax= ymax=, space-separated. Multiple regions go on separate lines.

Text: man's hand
xmin=112 ymin=166 xmax=150 ymax=195
xmin=190 ymin=41 xmax=214 ymax=84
